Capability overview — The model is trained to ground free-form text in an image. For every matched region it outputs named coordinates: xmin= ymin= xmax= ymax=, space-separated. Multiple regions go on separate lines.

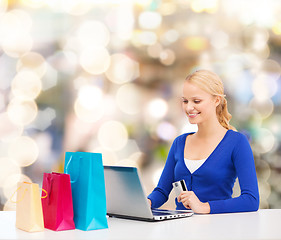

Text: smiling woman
xmin=147 ymin=69 xmax=260 ymax=214
xmin=183 ymin=70 xmax=235 ymax=131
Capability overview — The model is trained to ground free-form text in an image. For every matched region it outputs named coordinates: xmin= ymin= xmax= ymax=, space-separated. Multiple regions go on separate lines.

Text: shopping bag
xmin=14 ymin=182 xmax=46 ymax=232
xmin=41 ymin=172 xmax=75 ymax=231
xmin=64 ymin=152 xmax=108 ymax=231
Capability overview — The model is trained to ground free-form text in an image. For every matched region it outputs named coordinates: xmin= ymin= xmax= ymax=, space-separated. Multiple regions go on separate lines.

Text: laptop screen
xmin=104 ymin=166 xmax=154 ymax=219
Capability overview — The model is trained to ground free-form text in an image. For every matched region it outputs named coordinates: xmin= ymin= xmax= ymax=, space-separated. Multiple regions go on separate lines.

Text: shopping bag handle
xmin=64 ymin=155 xmax=72 ymax=175
xmin=9 ymin=187 xmax=28 ymax=203
xmin=45 ymin=174 xmax=53 ymax=205
xmin=65 ymin=154 xmax=81 ymax=183
xmin=9 ymin=184 xmax=48 ymax=203
xmin=41 ymin=188 xmax=48 ymax=199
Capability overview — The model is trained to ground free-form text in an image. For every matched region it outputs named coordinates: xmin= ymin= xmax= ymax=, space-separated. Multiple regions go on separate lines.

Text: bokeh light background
xmin=1 ymin=0 xmax=281 ymax=210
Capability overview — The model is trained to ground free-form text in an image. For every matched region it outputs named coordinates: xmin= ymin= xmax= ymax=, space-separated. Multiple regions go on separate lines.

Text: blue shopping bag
xmin=64 ymin=152 xmax=108 ymax=231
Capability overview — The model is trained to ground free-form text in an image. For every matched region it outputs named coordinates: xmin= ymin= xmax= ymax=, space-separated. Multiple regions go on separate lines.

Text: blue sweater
xmin=148 ymin=130 xmax=260 ymax=214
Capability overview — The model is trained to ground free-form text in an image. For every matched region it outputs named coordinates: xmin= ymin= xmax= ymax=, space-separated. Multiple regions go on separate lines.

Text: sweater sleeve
xmin=147 ymin=138 xmax=178 ymax=208
xmin=209 ymin=133 xmax=260 ymax=214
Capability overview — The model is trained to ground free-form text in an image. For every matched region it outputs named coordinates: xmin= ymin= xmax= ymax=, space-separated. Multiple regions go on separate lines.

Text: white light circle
xmin=98 ymin=121 xmax=128 ymax=151
xmin=116 ymin=84 xmax=141 ymax=115
xmin=17 ymin=52 xmax=47 ymax=78
xmin=77 ymin=20 xmax=110 ymax=47
xmin=159 ymin=49 xmax=176 ymax=66
xmin=77 ymin=85 xmax=103 ymax=110
xmin=11 ymin=70 xmax=42 ymax=100
xmin=0 ymin=112 xmax=23 ymax=142
xmin=7 ymin=98 xmax=38 ymax=126
xmin=156 ymin=121 xmax=177 ymax=141
xmin=8 ymin=136 xmax=39 ymax=167
xmin=139 ymin=11 xmax=162 ymax=29
xmin=80 ymin=46 xmax=110 ymax=75
xmin=0 ymin=157 xmax=21 ymax=187
xmin=254 ymin=128 xmax=276 ymax=154
xmin=105 ymin=53 xmax=139 ymax=84
xmin=146 ymin=98 xmax=168 ymax=119
xmin=249 ymin=98 xmax=274 ymax=119
xmin=74 ymin=99 xmax=104 ymax=123
xmin=252 ymin=74 xmax=278 ymax=101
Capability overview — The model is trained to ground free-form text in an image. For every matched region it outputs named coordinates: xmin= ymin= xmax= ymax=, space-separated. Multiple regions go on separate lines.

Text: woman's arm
xmin=208 ymin=133 xmax=260 ymax=214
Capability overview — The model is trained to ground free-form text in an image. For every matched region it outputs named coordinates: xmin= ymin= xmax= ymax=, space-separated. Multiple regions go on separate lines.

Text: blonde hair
xmin=185 ymin=69 xmax=236 ymax=131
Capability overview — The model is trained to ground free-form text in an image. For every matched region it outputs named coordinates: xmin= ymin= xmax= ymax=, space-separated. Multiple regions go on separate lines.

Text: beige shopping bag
xmin=14 ymin=182 xmax=47 ymax=232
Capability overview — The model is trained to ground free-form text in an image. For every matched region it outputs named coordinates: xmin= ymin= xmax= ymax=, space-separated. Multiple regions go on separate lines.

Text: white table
xmin=1 ymin=209 xmax=281 ymax=239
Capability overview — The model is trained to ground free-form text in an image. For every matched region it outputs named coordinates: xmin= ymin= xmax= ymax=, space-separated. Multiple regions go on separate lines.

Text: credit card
xmin=172 ymin=179 xmax=187 ymax=197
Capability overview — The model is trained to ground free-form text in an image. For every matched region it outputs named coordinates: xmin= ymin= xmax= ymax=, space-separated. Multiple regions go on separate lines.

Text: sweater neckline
xmin=182 ymin=130 xmax=231 ymax=175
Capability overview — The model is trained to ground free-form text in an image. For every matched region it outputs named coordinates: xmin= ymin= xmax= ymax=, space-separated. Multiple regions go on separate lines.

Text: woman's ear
xmin=215 ymin=96 xmax=221 ymax=107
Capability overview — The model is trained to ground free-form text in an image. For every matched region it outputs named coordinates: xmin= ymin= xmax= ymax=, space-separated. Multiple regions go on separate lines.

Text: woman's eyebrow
xmin=182 ymin=96 xmax=202 ymax=99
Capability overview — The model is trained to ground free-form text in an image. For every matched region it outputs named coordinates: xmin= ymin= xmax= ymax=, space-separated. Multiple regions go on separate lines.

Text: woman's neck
xmin=196 ymin=119 xmax=227 ymax=139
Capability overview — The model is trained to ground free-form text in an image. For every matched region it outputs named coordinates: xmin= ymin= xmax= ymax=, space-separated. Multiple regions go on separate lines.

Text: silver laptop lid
xmin=104 ymin=166 xmax=154 ymax=219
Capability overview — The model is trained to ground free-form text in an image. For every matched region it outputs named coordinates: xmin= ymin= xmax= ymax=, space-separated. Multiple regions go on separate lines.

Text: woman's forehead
xmin=182 ymin=81 xmax=211 ymax=97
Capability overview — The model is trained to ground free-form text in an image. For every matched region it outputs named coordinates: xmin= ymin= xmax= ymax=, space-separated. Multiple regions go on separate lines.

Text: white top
xmin=184 ymin=158 xmax=207 ymax=174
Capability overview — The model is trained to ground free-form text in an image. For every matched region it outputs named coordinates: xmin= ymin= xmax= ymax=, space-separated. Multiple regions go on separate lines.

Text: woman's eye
xmin=194 ymin=100 xmax=201 ymax=104
xmin=182 ymin=100 xmax=188 ymax=104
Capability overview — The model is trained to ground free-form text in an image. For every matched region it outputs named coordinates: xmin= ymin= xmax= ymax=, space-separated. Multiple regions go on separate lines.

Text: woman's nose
xmin=185 ymin=103 xmax=195 ymax=111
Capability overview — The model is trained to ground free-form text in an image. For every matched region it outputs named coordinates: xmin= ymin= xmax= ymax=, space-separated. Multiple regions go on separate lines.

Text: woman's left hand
xmin=178 ymin=191 xmax=210 ymax=214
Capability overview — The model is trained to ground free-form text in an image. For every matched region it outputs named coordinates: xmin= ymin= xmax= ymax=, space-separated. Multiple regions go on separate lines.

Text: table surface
xmin=1 ymin=209 xmax=281 ymax=240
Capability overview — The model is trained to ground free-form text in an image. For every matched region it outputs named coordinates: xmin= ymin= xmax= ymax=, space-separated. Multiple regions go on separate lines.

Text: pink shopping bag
xmin=41 ymin=172 xmax=75 ymax=231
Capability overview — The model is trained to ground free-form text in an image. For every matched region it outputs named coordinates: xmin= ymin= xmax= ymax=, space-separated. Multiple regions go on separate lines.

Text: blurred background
xmin=0 ymin=0 xmax=281 ymax=211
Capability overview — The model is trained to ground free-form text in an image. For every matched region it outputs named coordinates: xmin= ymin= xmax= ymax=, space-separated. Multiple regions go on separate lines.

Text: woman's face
xmin=182 ymin=81 xmax=219 ymax=125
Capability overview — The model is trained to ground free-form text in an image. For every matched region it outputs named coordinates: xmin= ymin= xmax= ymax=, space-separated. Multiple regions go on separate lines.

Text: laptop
xmin=104 ymin=166 xmax=194 ymax=221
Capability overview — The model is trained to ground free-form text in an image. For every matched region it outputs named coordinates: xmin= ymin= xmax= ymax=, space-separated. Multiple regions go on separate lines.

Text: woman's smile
xmin=188 ymin=112 xmax=200 ymax=118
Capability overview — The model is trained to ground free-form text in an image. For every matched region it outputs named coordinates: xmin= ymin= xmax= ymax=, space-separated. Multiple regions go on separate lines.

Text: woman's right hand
xmin=147 ymin=198 xmax=152 ymax=207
